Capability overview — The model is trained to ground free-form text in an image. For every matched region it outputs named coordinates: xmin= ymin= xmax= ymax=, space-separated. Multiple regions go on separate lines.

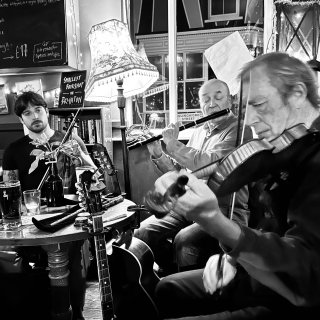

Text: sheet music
xmin=204 ymin=31 xmax=253 ymax=95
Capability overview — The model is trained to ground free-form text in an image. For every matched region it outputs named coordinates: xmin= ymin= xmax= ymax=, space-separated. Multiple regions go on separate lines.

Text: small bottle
xmin=45 ymin=162 xmax=64 ymax=207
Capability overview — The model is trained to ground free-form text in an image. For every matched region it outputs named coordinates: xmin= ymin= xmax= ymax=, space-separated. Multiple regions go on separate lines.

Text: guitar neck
xmin=93 ymin=215 xmax=116 ymax=320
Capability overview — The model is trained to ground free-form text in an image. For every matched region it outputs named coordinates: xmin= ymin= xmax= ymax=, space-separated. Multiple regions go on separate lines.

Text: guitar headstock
xmin=80 ymin=170 xmax=94 ymax=190
xmin=92 ymin=143 xmax=115 ymax=176
xmin=78 ymin=170 xmax=104 ymax=214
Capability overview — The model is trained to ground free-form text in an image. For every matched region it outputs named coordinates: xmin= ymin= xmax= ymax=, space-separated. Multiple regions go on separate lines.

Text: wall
xmin=0 ymin=0 xmax=157 ymax=206
xmin=0 ymin=0 xmax=122 ymax=125
xmin=0 ymin=0 xmax=124 ymax=168
xmin=79 ymin=0 xmax=122 ymax=74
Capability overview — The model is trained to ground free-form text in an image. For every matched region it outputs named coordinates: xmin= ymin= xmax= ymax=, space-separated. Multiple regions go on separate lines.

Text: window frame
xmin=206 ymin=0 xmax=242 ymax=23
xmin=142 ymin=51 xmax=208 ymax=127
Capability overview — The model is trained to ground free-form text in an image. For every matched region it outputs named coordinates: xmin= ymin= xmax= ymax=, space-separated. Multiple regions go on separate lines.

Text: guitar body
xmin=79 ymin=169 xmax=159 ymax=319
xmin=109 ymin=237 xmax=160 ymax=320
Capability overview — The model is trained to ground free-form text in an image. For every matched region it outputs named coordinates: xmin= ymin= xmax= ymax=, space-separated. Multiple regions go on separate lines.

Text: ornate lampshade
xmin=136 ymin=42 xmax=169 ymax=98
xmin=85 ymin=19 xmax=159 ymax=103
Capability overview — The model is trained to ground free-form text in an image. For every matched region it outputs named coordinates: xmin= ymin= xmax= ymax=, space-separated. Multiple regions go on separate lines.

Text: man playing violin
xmin=151 ymin=52 xmax=320 ymax=319
xmin=1 ymin=91 xmax=98 ymax=320
xmin=134 ymin=79 xmax=253 ymax=275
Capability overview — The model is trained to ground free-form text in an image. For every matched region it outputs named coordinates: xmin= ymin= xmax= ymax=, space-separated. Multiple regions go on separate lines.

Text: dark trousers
xmin=134 ymin=212 xmax=221 ymax=273
xmin=155 ymin=267 xmax=319 ymax=320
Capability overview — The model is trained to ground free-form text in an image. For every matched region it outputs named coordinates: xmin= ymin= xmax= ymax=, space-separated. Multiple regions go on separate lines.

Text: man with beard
xmin=134 ymin=79 xmax=253 ymax=275
xmin=1 ymin=91 xmax=97 ymax=320
xmin=3 ymin=91 xmax=96 ymax=193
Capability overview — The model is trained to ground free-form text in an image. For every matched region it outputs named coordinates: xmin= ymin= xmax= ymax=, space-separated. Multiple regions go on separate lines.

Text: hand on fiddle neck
xmin=162 ymin=122 xmax=180 ymax=145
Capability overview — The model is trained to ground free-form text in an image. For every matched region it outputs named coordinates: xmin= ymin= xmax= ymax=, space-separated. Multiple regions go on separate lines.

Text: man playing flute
xmin=135 ymin=79 xmax=253 ymax=275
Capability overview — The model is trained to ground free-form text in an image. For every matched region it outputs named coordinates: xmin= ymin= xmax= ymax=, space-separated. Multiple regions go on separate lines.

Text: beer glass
xmin=0 ymin=180 xmax=22 ymax=230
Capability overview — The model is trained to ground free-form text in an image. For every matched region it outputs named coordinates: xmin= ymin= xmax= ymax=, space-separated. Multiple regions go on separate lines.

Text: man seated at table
xmin=1 ymin=91 xmax=98 ymax=320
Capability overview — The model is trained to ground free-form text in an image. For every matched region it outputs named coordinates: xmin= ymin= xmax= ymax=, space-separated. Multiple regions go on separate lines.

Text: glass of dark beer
xmin=0 ymin=180 xmax=22 ymax=230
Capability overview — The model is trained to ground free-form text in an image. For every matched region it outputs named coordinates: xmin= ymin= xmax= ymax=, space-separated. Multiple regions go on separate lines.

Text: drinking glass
xmin=23 ymin=189 xmax=41 ymax=216
xmin=0 ymin=180 xmax=22 ymax=230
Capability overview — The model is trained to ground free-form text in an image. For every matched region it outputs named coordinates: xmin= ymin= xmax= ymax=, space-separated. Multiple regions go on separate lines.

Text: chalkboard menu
xmin=58 ymin=70 xmax=87 ymax=108
xmin=0 ymin=0 xmax=67 ymax=69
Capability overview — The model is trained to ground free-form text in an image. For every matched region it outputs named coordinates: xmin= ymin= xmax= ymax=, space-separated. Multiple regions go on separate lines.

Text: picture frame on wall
xmin=0 ymin=84 xmax=9 ymax=115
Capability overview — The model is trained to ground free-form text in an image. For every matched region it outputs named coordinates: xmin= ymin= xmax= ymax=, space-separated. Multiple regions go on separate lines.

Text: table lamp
xmin=85 ymin=19 xmax=159 ymax=199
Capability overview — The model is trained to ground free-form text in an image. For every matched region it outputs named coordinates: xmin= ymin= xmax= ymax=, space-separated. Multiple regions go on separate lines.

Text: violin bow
xmin=216 ymin=74 xmax=251 ymax=293
xmin=36 ymin=103 xmax=84 ymax=192
xmin=227 ymin=77 xmax=248 ymax=218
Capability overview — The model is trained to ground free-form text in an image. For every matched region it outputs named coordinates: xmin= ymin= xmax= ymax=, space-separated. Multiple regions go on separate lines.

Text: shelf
xmin=48 ymin=107 xmax=102 ymax=117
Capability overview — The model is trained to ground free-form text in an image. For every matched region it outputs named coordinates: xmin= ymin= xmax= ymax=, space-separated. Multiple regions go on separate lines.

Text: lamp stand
xmin=117 ymin=79 xmax=131 ymax=200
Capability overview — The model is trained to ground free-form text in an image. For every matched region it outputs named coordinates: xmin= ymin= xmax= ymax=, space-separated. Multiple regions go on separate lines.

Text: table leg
xmin=42 ymin=243 xmax=72 ymax=320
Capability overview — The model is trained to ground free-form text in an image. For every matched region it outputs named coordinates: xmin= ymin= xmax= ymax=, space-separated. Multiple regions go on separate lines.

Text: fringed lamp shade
xmin=136 ymin=42 xmax=169 ymax=98
xmin=85 ymin=19 xmax=159 ymax=103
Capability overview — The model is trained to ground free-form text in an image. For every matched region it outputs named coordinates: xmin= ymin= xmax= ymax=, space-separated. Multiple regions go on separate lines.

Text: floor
xmin=83 ymin=281 xmax=102 ymax=320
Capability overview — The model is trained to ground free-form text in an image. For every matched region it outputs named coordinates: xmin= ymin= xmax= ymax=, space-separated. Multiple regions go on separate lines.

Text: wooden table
xmin=0 ymin=198 xmax=137 ymax=320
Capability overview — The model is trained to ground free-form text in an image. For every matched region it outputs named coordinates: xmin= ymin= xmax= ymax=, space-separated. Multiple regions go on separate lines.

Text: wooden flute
xmin=128 ymin=108 xmax=230 ymax=150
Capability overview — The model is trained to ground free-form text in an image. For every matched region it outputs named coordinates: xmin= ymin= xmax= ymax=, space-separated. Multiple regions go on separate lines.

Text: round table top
xmin=0 ymin=198 xmax=136 ymax=247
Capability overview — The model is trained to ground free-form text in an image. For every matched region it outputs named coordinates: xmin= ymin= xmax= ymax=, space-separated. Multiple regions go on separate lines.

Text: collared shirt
xmin=152 ymin=114 xmax=246 ymax=173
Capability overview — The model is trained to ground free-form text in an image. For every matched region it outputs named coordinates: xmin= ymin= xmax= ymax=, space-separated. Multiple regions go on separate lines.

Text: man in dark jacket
xmin=152 ymin=52 xmax=320 ymax=319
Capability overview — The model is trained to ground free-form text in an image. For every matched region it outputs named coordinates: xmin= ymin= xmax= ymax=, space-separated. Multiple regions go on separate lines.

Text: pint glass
xmin=0 ymin=180 xmax=22 ymax=230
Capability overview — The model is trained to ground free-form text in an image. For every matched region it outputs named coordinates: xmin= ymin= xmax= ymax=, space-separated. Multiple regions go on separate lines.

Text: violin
xmin=144 ymin=124 xmax=320 ymax=218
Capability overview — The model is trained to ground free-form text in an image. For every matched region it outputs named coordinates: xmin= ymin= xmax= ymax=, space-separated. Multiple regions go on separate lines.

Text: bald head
xmin=198 ymin=79 xmax=232 ymax=120
xmin=199 ymin=79 xmax=230 ymax=99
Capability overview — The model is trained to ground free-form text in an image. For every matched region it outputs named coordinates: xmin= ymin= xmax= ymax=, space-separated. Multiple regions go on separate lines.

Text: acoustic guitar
xmin=79 ymin=170 xmax=116 ymax=320
xmin=109 ymin=236 xmax=160 ymax=320
xmin=79 ymin=170 xmax=160 ymax=320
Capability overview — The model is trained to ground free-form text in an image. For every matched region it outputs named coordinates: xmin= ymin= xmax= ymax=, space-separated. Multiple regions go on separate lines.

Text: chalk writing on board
xmin=0 ymin=0 xmax=66 ymax=69
xmin=0 ymin=0 xmax=62 ymax=9
xmin=33 ymin=41 xmax=63 ymax=63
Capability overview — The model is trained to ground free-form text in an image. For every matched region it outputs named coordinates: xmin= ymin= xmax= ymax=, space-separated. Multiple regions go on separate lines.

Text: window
xmin=207 ymin=0 xmax=242 ymax=22
xmin=143 ymin=52 xmax=206 ymax=128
